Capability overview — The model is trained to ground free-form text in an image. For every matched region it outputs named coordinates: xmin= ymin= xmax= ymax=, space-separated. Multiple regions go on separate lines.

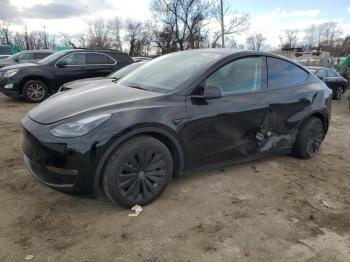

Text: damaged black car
xmin=21 ymin=49 xmax=332 ymax=207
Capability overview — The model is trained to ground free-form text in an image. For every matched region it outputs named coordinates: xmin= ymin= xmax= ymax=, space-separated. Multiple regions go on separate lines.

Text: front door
xmin=54 ymin=52 xmax=89 ymax=88
xmin=182 ymin=56 xmax=268 ymax=169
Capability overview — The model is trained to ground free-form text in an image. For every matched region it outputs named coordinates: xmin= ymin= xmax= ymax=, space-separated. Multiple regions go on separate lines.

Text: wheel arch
xmin=19 ymin=76 xmax=51 ymax=95
xmin=93 ymin=126 xmax=185 ymax=195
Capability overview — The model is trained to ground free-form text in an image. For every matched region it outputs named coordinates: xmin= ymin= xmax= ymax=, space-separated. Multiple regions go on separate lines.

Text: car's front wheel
xmin=103 ymin=135 xmax=173 ymax=207
xmin=23 ymin=80 xmax=49 ymax=103
xmin=333 ymin=86 xmax=344 ymax=100
xmin=292 ymin=117 xmax=324 ymax=159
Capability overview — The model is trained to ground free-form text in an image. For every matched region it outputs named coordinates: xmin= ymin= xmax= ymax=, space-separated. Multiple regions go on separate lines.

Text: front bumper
xmin=21 ymin=115 xmax=104 ymax=196
xmin=0 ymin=77 xmax=21 ymax=98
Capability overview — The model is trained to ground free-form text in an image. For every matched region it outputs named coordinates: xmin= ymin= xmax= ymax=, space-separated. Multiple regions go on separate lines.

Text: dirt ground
xmin=0 ymin=93 xmax=350 ymax=262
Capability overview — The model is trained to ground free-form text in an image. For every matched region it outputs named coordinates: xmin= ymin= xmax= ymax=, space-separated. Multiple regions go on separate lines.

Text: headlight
xmin=3 ymin=69 xmax=19 ymax=78
xmin=50 ymin=114 xmax=111 ymax=137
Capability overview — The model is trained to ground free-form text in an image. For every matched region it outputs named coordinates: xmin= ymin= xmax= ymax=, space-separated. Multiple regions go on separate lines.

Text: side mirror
xmin=56 ymin=60 xmax=68 ymax=68
xmin=203 ymin=84 xmax=223 ymax=99
xmin=191 ymin=84 xmax=223 ymax=100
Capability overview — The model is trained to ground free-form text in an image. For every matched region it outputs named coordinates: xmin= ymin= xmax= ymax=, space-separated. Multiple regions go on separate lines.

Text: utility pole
xmin=220 ymin=0 xmax=225 ymax=48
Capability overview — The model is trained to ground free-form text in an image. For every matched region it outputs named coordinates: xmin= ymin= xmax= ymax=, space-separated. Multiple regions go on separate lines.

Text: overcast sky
xmin=3 ymin=0 xmax=350 ymax=48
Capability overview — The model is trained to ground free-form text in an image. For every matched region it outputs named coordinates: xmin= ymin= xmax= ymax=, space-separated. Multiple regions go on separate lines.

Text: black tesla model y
xmin=22 ymin=49 xmax=332 ymax=207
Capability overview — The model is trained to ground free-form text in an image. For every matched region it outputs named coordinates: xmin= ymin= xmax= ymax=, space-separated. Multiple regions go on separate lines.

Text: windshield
xmin=119 ymin=51 xmax=222 ymax=93
xmin=9 ymin=52 xmax=22 ymax=59
xmin=108 ymin=62 xmax=146 ymax=79
xmin=11 ymin=51 xmax=35 ymax=60
xmin=38 ymin=50 xmax=69 ymax=65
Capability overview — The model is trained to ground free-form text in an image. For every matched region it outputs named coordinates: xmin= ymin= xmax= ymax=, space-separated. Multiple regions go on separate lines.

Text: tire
xmin=333 ymin=86 xmax=344 ymax=100
xmin=22 ymin=80 xmax=49 ymax=103
xmin=292 ymin=117 xmax=324 ymax=159
xmin=103 ymin=135 xmax=173 ymax=208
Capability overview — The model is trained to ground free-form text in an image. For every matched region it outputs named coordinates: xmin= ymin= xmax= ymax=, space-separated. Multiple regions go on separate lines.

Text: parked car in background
xmin=0 ymin=49 xmax=133 ymax=102
xmin=0 ymin=45 xmax=13 ymax=56
xmin=22 ymin=49 xmax=332 ymax=207
xmin=132 ymin=56 xmax=152 ymax=62
xmin=58 ymin=61 xmax=148 ymax=92
xmin=0 ymin=50 xmax=55 ymax=68
xmin=0 ymin=55 xmax=12 ymax=60
xmin=306 ymin=66 xmax=347 ymax=100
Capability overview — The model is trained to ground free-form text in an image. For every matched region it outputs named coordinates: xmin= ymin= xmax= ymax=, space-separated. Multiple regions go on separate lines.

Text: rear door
xmin=257 ymin=57 xmax=314 ymax=151
xmin=183 ymin=56 xmax=268 ymax=169
xmin=54 ymin=52 xmax=89 ymax=88
xmin=86 ymin=52 xmax=115 ymax=77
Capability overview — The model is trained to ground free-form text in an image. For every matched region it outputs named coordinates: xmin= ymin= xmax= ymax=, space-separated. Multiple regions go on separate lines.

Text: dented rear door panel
xmin=256 ymin=82 xmax=327 ymax=152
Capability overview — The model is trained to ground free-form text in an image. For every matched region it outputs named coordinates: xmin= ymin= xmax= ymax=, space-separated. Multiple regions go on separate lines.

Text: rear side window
xmin=267 ymin=57 xmax=309 ymax=89
xmin=87 ymin=53 xmax=115 ymax=65
xmin=60 ymin=53 xmax=86 ymax=65
xmin=35 ymin=52 xmax=51 ymax=59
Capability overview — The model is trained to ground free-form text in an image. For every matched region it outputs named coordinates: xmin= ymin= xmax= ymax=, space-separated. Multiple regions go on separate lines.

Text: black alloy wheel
xmin=292 ymin=117 xmax=324 ymax=159
xmin=103 ymin=136 xmax=173 ymax=207
xmin=305 ymin=120 xmax=324 ymax=157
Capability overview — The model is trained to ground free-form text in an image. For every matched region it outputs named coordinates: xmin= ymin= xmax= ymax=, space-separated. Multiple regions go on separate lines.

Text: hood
xmin=63 ymin=77 xmax=111 ymax=90
xmin=28 ymin=82 xmax=164 ymax=124
xmin=0 ymin=62 xmax=37 ymax=71
xmin=0 ymin=59 xmax=15 ymax=67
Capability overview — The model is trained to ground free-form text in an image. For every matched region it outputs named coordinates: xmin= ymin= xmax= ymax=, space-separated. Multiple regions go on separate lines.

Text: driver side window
xmin=205 ymin=56 xmax=266 ymax=95
xmin=60 ymin=53 xmax=86 ymax=65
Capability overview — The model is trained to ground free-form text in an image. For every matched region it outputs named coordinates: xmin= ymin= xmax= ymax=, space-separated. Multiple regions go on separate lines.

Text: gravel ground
xmin=0 ymin=93 xmax=350 ymax=262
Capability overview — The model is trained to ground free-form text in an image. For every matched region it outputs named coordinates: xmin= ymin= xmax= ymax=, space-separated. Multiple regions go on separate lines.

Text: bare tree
xmin=151 ymin=0 xmax=214 ymax=51
xmin=211 ymin=2 xmax=249 ymax=48
xmin=246 ymin=33 xmax=265 ymax=51
xmin=77 ymin=33 xmax=88 ymax=48
xmin=12 ymin=32 xmax=26 ymax=49
xmin=39 ymin=25 xmax=49 ymax=49
xmin=108 ymin=17 xmax=123 ymax=51
xmin=0 ymin=20 xmax=12 ymax=45
xmin=320 ymin=22 xmax=342 ymax=47
xmin=279 ymin=29 xmax=298 ymax=49
xmin=60 ymin=33 xmax=76 ymax=48
xmin=88 ymin=19 xmax=110 ymax=48
xmin=125 ymin=19 xmax=143 ymax=56
xmin=23 ymin=26 xmax=31 ymax=49
xmin=304 ymin=24 xmax=318 ymax=49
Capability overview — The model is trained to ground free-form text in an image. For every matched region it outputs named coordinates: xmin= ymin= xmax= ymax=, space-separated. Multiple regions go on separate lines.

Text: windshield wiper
xmin=126 ymin=84 xmax=149 ymax=91
xmin=111 ymin=77 xmax=119 ymax=83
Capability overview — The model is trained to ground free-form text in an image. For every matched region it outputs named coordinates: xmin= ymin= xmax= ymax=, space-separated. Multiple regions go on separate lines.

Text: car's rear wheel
xmin=292 ymin=117 xmax=324 ymax=159
xmin=23 ymin=80 xmax=49 ymax=103
xmin=103 ymin=136 xmax=173 ymax=207
xmin=333 ymin=86 xmax=344 ymax=100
